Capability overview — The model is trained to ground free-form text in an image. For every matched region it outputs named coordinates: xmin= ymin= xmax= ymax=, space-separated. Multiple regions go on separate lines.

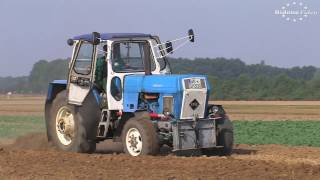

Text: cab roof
xmin=73 ymin=33 xmax=152 ymax=41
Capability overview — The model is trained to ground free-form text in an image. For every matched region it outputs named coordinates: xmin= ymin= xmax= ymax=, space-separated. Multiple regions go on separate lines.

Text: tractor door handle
xmin=77 ymin=78 xmax=90 ymax=86
xmin=70 ymin=76 xmax=90 ymax=87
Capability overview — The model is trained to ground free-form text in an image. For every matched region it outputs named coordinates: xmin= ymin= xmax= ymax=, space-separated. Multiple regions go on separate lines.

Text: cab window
xmin=111 ymin=41 xmax=155 ymax=73
xmin=73 ymin=42 xmax=94 ymax=75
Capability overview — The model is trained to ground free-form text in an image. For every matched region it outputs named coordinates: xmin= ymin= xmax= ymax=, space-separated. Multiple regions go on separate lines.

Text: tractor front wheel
xmin=216 ymin=129 xmax=233 ymax=156
xmin=122 ymin=115 xmax=159 ymax=156
xmin=201 ymin=129 xmax=234 ymax=156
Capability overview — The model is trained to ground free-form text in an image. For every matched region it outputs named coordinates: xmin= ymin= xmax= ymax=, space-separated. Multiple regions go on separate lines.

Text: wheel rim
xmin=55 ymin=106 xmax=75 ymax=146
xmin=126 ymin=128 xmax=142 ymax=156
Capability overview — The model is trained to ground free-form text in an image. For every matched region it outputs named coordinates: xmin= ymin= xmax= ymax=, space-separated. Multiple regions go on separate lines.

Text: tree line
xmin=0 ymin=57 xmax=319 ymax=100
xmin=0 ymin=59 xmax=69 ymax=94
xmin=169 ymin=58 xmax=320 ymax=100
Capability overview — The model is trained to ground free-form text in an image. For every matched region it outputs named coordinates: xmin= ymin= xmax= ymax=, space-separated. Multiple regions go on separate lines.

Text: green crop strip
xmin=234 ymin=121 xmax=320 ymax=147
xmin=0 ymin=116 xmax=44 ymax=138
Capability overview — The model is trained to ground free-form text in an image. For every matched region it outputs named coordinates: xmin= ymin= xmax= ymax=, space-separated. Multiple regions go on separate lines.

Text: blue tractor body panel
xmin=123 ymin=74 xmax=211 ymax=119
xmin=46 ymin=80 xmax=67 ymax=102
xmin=51 ymin=80 xmax=68 ymax=84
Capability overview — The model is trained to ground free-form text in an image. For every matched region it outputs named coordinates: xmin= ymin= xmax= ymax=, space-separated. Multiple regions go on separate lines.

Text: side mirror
xmin=165 ymin=41 xmax=173 ymax=54
xmin=67 ymin=39 xmax=74 ymax=46
xmin=188 ymin=29 xmax=195 ymax=42
xmin=92 ymin=32 xmax=101 ymax=45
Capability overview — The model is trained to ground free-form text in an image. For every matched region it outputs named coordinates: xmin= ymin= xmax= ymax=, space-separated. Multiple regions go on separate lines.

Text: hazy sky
xmin=0 ymin=0 xmax=319 ymax=76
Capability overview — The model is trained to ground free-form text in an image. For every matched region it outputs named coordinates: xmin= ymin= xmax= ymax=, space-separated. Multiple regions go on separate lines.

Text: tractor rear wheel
xmin=47 ymin=90 xmax=96 ymax=153
xmin=122 ymin=114 xmax=159 ymax=156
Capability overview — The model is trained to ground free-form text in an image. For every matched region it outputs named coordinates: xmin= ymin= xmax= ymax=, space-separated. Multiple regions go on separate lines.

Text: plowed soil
xmin=1 ymin=133 xmax=320 ymax=180
xmin=1 ymin=96 xmax=320 ymax=179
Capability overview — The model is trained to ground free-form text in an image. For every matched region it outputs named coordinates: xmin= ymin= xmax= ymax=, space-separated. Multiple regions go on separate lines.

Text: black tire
xmin=201 ymin=129 xmax=234 ymax=156
xmin=205 ymin=104 xmax=234 ymax=156
xmin=47 ymin=90 xmax=97 ymax=153
xmin=216 ymin=129 xmax=233 ymax=156
xmin=122 ymin=113 xmax=159 ymax=156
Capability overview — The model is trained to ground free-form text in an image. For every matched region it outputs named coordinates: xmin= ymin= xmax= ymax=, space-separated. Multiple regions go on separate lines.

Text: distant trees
xmin=29 ymin=59 xmax=68 ymax=93
xmin=0 ymin=57 xmax=319 ymax=100
xmin=168 ymin=57 xmax=320 ymax=100
xmin=0 ymin=58 xmax=68 ymax=94
xmin=0 ymin=76 xmax=28 ymax=93
xmin=169 ymin=57 xmax=317 ymax=81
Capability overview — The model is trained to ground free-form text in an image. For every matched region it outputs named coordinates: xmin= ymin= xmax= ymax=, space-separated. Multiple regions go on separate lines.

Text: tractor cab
xmin=66 ymin=33 xmax=171 ymax=108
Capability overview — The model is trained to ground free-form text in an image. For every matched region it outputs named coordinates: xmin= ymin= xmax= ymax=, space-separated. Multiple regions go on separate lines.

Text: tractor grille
xmin=180 ymin=78 xmax=207 ymax=119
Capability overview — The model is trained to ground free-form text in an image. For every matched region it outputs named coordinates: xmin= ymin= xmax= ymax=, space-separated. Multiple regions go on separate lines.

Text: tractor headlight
xmin=208 ymin=105 xmax=226 ymax=118
xmin=211 ymin=106 xmax=219 ymax=115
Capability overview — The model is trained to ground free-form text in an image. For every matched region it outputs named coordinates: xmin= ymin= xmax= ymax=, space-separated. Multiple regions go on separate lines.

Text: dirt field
xmin=0 ymin=95 xmax=44 ymax=116
xmin=1 ymin=95 xmax=320 ymax=120
xmin=0 ymin=133 xmax=320 ymax=179
xmin=214 ymin=101 xmax=320 ymax=121
xmin=1 ymin=95 xmax=320 ymax=179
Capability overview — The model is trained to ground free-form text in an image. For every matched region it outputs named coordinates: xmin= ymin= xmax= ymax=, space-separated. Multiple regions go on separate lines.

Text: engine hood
xmin=124 ymin=74 xmax=209 ymax=93
xmin=123 ymin=74 xmax=211 ymax=115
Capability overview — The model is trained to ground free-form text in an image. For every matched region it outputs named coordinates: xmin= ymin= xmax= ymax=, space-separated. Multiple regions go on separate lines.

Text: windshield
xmin=112 ymin=41 xmax=150 ymax=72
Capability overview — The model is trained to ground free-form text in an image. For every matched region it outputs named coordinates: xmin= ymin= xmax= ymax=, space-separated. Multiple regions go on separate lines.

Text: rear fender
xmin=46 ymin=80 xmax=68 ymax=103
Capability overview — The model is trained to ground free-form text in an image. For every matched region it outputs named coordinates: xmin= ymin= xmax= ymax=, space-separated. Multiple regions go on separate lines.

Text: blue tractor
xmin=45 ymin=30 xmax=233 ymax=156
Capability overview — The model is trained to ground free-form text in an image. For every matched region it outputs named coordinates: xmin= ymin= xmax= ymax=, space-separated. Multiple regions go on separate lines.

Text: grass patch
xmin=234 ymin=121 xmax=320 ymax=147
xmin=0 ymin=116 xmax=45 ymax=139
